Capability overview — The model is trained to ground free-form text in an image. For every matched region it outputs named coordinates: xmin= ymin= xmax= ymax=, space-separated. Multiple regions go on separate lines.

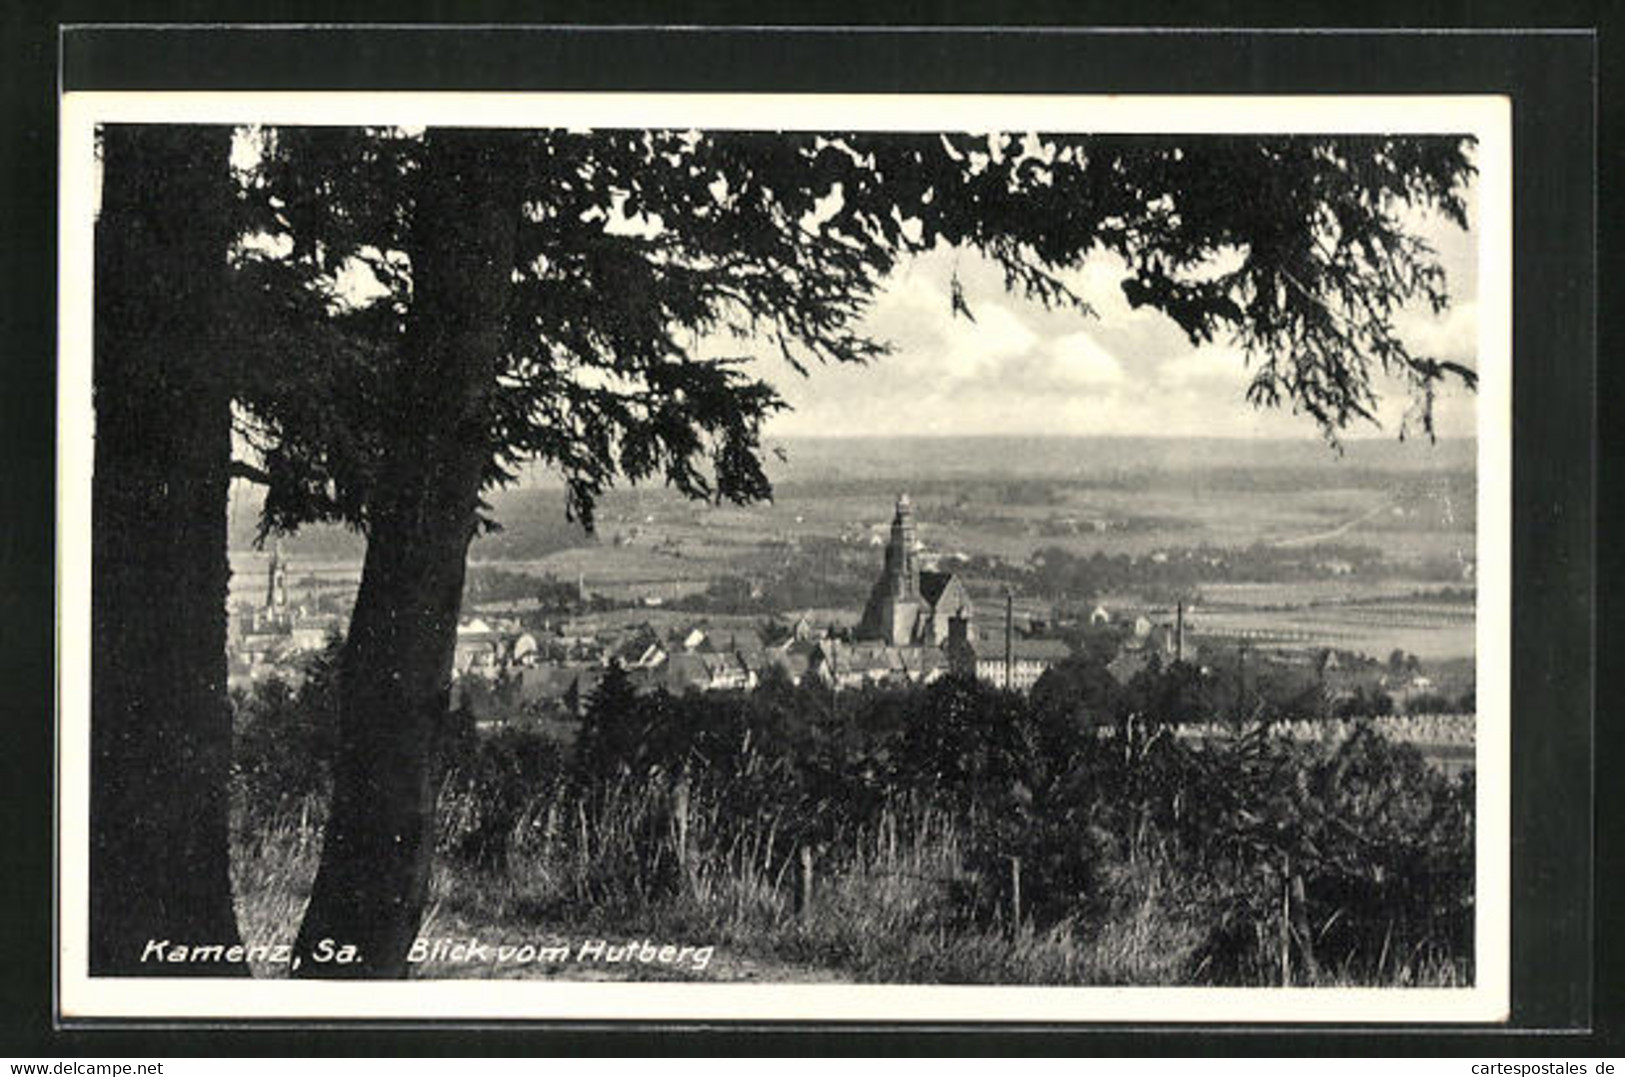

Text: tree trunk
xmin=293 ymin=130 xmax=526 ymax=978
xmin=91 ymin=125 xmax=244 ymax=975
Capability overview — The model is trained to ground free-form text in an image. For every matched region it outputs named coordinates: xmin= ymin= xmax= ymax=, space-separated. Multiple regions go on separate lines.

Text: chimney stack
xmin=1005 ymin=589 xmax=1015 ymax=690
xmin=1176 ymin=600 xmax=1184 ymax=663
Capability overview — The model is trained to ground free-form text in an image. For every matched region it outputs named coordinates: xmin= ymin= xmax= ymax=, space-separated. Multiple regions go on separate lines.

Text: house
xmin=808 ymin=639 xmax=947 ymax=690
xmin=614 ymin=636 xmax=668 ymax=670
xmin=453 ymin=627 xmax=508 ymax=676
xmin=661 ymin=653 xmax=713 ymax=694
xmin=699 ymin=626 xmax=765 ymax=654
xmin=288 ymin=614 xmax=341 ymax=653
xmin=700 ymin=651 xmax=755 ymax=691
xmin=1108 ymin=614 xmax=1198 ymax=685
xmin=655 ymin=651 xmax=754 ymax=693
xmin=759 ymin=648 xmax=813 ymax=685
xmin=945 ymin=629 xmax=1070 ymax=692
xmin=237 ymin=631 xmax=289 ymax=667
xmin=510 ymin=664 xmax=584 ymax=714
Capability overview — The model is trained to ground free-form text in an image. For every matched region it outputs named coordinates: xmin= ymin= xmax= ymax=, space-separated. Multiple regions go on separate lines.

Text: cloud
xmin=1154 ymin=344 xmax=1253 ymax=388
xmin=1395 ymin=300 xmax=1478 ymax=366
xmin=746 ymin=196 xmax=1482 ymax=442
xmin=1042 ymin=330 xmax=1126 ymax=386
xmin=936 ymin=301 xmax=1041 ymax=381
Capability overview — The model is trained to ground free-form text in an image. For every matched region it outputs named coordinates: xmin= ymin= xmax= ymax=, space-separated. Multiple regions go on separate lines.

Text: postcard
xmin=57 ymin=89 xmax=1511 ymax=1023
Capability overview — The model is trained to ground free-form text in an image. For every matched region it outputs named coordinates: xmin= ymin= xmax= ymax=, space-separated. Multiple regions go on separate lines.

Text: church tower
xmin=883 ymin=493 xmax=920 ymax=600
xmin=265 ymin=537 xmax=288 ymax=615
xmin=857 ymin=494 xmax=924 ymax=646
xmin=857 ymin=493 xmax=974 ymax=650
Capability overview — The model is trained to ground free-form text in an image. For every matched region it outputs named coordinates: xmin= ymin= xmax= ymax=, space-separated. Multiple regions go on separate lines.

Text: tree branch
xmin=229 ymin=459 xmax=273 ymax=485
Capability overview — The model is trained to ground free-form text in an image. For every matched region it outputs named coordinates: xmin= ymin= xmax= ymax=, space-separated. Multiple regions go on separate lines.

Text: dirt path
xmin=1270 ymin=500 xmax=1392 ymax=549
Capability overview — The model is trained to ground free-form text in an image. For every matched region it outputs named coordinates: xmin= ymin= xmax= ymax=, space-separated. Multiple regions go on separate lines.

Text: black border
xmin=3 ymin=9 xmax=1610 ymax=1056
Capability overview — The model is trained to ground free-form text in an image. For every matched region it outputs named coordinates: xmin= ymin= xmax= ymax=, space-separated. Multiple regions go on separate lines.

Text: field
xmin=231 ymin=435 xmax=1479 ymax=664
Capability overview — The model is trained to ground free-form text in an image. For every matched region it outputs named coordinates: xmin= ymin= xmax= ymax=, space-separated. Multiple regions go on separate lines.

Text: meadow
xmin=230 ymin=436 xmax=1479 ymax=664
xmin=231 ymin=658 xmax=1475 ymax=987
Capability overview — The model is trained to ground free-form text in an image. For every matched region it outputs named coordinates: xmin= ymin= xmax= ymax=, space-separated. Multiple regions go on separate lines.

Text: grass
xmin=229 ymin=661 xmax=1473 ymax=989
xmin=230 ymin=795 xmax=321 ymax=978
xmin=231 ymin=756 xmax=1469 ymax=988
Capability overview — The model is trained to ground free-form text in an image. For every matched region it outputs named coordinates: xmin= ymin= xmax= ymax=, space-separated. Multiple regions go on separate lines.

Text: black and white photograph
xmin=56 ymin=90 xmax=1512 ymax=1023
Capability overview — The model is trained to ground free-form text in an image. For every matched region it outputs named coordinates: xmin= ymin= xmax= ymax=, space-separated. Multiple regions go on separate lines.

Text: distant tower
xmin=877 ymin=494 xmax=922 ymax=644
xmin=857 ymin=494 xmax=925 ymax=646
xmin=884 ymin=493 xmax=920 ymax=600
xmin=265 ymin=537 xmax=288 ymax=613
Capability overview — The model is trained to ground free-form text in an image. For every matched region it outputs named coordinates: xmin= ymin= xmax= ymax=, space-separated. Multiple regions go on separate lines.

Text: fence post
xmin=1289 ymin=870 xmax=1319 ymax=982
xmin=1279 ymin=854 xmax=1292 ymax=988
xmin=1010 ymin=855 xmax=1023 ymax=932
xmin=673 ymin=777 xmax=692 ymax=896
xmin=798 ymin=846 xmax=815 ymax=918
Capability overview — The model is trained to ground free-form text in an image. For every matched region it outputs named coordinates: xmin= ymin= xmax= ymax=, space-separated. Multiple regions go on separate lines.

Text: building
xmin=266 ymin=539 xmax=288 ymax=614
xmin=1108 ymin=603 xmax=1198 ymax=685
xmin=243 ymin=537 xmax=294 ymax=635
xmin=856 ymin=494 xmax=974 ymax=647
xmin=288 ymin=614 xmax=340 ymax=653
xmin=807 ymin=638 xmax=948 ymax=690
xmin=947 ymin=633 xmax=1072 ymax=692
xmin=943 ymin=591 xmax=1070 ymax=691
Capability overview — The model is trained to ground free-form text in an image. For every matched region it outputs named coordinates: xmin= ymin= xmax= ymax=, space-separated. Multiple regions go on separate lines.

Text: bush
xmin=233 ymin=647 xmax=1474 ymax=986
xmin=230 ymin=643 xmax=340 ymax=828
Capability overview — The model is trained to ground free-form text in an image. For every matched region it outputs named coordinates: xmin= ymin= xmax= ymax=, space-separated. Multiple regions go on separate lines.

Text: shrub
xmin=230 ymin=643 xmax=340 ymax=828
xmin=232 ymin=650 xmax=1473 ymax=987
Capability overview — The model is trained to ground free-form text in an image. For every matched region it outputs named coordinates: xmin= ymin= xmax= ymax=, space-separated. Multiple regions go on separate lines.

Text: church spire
xmin=266 ymin=536 xmax=287 ymax=612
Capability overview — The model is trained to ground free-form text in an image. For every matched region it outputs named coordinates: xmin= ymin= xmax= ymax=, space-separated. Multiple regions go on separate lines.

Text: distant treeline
xmin=764 ymin=436 xmax=1476 ymax=485
xmin=669 ymin=556 xmax=872 ymax=615
xmin=773 ymin=477 xmax=1079 ymax=504
xmin=1026 ymin=542 xmax=1389 ymax=603
xmin=771 ymin=466 xmax=1476 ymax=503
xmin=233 ymin=487 xmax=593 ymax=561
xmin=463 ymin=567 xmax=585 ymax=610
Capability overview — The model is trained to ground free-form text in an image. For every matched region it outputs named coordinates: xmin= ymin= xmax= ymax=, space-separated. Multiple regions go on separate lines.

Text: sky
xmin=749 ymin=186 xmax=1479 ymax=444
xmin=220 ymin=126 xmax=1481 ymax=449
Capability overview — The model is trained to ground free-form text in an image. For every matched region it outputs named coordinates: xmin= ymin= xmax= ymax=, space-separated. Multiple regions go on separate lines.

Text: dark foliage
xmin=229 ymin=643 xmax=342 ymax=826
xmin=236 ymin=647 xmax=1473 ymax=986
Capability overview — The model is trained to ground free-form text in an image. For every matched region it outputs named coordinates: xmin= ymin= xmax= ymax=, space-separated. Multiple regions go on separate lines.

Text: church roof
xmin=918 ymin=570 xmax=957 ymax=607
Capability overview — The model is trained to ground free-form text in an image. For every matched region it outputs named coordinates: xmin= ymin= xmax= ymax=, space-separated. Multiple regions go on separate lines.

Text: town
xmin=228 ymin=488 xmax=1472 ymax=745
